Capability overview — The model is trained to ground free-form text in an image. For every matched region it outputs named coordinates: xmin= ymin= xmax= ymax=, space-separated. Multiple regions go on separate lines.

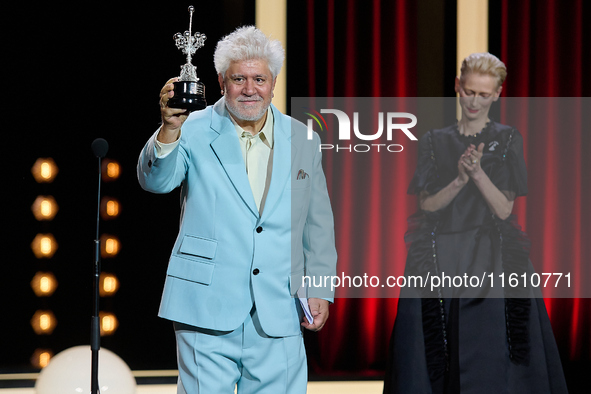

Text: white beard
xmin=224 ymin=94 xmax=270 ymax=122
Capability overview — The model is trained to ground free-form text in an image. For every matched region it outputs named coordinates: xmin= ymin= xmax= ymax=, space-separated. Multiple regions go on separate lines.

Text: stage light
xmin=100 ymin=197 xmax=121 ymax=220
xmin=32 ymin=158 xmax=58 ymax=183
xmin=99 ymin=273 xmax=120 ymax=297
xmin=31 ymin=196 xmax=59 ymax=221
xmin=31 ymin=348 xmax=54 ymax=369
xmin=99 ymin=312 xmax=119 ymax=336
xmin=102 ymin=159 xmax=121 ymax=181
xmin=35 ymin=346 xmax=136 ymax=393
xmin=31 ymin=272 xmax=58 ymax=297
xmin=31 ymin=233 xmax=58 ymax=259
xmin=100 ymin=234 xmax=121 ymax=258
xmin=31 ymin=310 xmax=57 ymax=335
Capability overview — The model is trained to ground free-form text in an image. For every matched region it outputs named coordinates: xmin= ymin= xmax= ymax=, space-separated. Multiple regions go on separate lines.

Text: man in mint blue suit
xmin=137 ymin=26 xmax=337 ymax=393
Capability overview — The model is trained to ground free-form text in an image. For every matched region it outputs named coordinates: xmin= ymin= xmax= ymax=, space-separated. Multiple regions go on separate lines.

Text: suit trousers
xmin=174 ymin=305 xmax=307 ymax=394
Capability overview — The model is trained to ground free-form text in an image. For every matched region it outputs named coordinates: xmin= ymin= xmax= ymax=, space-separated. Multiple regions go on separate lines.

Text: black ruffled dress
xmin=383 ymin=122 xmax=568 ymax=393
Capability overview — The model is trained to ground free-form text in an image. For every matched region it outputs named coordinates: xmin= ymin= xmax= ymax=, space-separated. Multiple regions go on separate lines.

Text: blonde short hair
xmin=460 ymin=53 xmax=507 ymax=88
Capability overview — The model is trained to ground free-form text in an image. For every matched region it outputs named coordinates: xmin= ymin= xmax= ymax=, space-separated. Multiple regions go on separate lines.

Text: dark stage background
xmin=4 ymin=1 xmax=590 ymax=392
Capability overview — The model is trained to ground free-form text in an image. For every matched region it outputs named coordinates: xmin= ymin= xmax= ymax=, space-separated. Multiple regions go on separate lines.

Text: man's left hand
xmin=301 ymin=298 xmax=330 ymax=331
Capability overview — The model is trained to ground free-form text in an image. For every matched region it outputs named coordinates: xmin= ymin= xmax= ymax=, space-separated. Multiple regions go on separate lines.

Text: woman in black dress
xmin=383 ymin=53 xmax=568 ymax=393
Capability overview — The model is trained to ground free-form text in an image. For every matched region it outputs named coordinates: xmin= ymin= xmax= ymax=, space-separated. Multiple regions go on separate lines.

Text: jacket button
xmin=256 ymin=226 xmax=263 ymax=233
xmin=253 ymin=268 xmax=260 ymax=275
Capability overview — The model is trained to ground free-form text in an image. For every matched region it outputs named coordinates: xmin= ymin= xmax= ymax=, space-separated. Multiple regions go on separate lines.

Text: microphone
xmin=91 ymin=138 xmax=109 ymax=158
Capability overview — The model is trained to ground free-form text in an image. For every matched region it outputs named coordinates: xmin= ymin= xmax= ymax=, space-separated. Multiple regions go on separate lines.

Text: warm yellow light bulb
xmin=39 ymin=314 xmax=51 ymax=330
xmin=102 ymin=159 xmax=121 ymax=181
xmin=100 ymin=197 xmax=121 ymax=220
xmin=31 ymin=310 xmax=57 ymax=335
xmin=41 ymin=200 xmax=51 ymax=215
xmin=41 ymin=163 xmax=51 ymax=179
xmin=103 ymin=316 xmax=114 ymax=330
xmin=31 ymin=272 xmax=58 ymax=297
xmin=32 ymin=196 xmax=59 ymax=221
xmin=40 ymin=237 xmax=52 ymax=255
xmin=31 ymin=234 xmax=58 ymax=258
xmin=32 ymin=158 xmax=58 ymax=183
xmin=39 ymin=351 xmax=51 ymax=368
xmin=31 ymin=349 xmax=54 ymax=369
xmin=106 ymin=239 xmax=118 ymax=254
xmin=107 ymin=200 xmax=118 ymax=216
xmin=107 ymin=163 xmax=119 ymax=178
xmin=99 ymin=312 xmax=119 ymax=336
xmin=40 ymin=277 xmax=50 ymax=292
xmin=100 ymin=235 xmax=121 ymax=257
xmin=99 ymin=273 xmax=120 ymax=296
xmin=104 ymin=277 xmax=115 ymax=291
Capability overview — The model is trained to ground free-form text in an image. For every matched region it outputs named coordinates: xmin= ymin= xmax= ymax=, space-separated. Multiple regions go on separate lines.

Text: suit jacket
xmin=137 ymin=98 xmax=337 ymax=337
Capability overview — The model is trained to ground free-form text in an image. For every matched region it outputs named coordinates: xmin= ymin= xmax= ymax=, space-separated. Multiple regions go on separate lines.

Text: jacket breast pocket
xmin=179 ymin=234 xmax=217 ymax=260
xmin=167 ymin=234 xmax=218 ymax=285
xmin=291 ymin=177 xmax=310 ymax=190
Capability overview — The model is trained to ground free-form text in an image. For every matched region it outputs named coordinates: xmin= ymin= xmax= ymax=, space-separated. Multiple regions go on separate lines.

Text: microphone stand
xmin=91 ymin=138 xmax=108 ymax=394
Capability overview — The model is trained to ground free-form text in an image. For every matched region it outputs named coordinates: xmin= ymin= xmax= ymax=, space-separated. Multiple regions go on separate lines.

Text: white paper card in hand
xmin=297 ymin=286 xmax=314 ymax=324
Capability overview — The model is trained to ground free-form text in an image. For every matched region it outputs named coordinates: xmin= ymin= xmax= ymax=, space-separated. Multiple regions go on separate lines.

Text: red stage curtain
xmin=300 ymin=0 xmax=590 ymax=376
xmin=302 ymin=0 xmax=418 ymax=374
xmin=500 ymin=0 xmax=591 ymax=363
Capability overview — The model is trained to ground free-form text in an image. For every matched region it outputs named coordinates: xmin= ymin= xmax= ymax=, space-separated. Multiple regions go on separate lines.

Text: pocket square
xmin=296 ymin=169 xmax=309 ymax=180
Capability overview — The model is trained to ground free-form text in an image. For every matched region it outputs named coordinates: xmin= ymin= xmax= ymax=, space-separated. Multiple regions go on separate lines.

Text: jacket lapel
xmin=209 ymin=99 xmax=259 ymax=218
xmin=260 ymin=104 xmax=294 ymax=224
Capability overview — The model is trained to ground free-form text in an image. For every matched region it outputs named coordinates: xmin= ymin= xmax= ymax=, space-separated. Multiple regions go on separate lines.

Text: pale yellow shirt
xmin=154 ymin=107 xmax=274 ymax=213
xmin=231 ymin=108 xmax=274 ymax=212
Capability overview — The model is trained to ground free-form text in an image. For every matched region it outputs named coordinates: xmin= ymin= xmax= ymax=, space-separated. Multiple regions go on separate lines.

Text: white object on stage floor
xmin=35 ymin=346 xmax=136 ymax=394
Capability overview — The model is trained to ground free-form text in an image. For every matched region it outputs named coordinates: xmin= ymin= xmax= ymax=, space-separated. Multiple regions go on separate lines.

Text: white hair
xmin=214 ymin=25 xmax=285 ymax=78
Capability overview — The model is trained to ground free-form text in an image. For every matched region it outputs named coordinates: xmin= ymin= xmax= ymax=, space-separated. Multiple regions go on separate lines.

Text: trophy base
xmin=169 ymin=81 xmax=207 ymax=111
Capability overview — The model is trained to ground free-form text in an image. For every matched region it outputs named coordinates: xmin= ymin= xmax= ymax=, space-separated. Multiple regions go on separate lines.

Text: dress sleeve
xmin=407 ymin=131 xmax=439 ymax=195
xmin=493 ymin=129 xmax=528 ymax=199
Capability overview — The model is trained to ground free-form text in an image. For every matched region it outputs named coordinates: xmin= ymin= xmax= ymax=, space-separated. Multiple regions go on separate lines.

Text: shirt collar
xmin=230 ymin=107 xmax=274 ymax=149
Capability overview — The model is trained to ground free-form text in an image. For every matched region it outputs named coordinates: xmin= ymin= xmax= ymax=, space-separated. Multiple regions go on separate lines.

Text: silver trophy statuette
xmin=168 ymin=6 xmax=207 ymax=111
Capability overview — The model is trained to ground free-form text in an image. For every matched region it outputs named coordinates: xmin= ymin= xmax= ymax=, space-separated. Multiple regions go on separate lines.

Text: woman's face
xmin=455 ymin=72 xmax=502 ymax=122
